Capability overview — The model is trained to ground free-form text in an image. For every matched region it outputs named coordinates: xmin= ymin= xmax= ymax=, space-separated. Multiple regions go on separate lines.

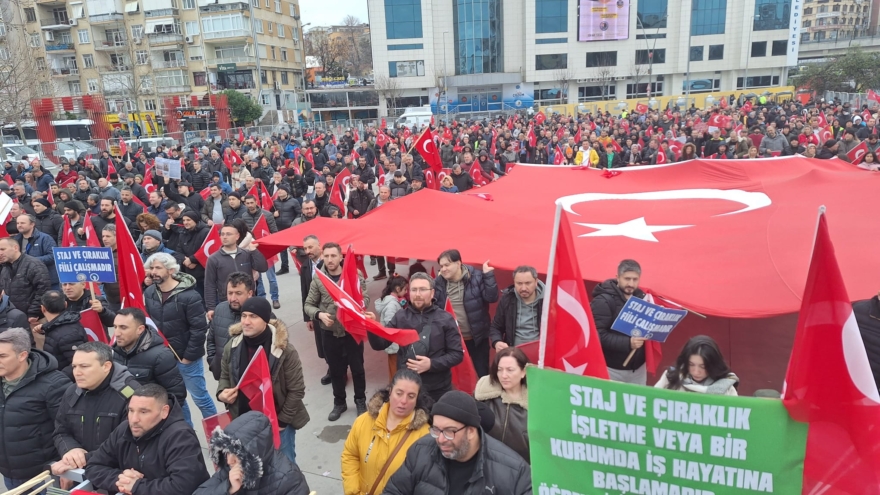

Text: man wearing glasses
xmin=382 ymin=390 xmax=532 ymax=495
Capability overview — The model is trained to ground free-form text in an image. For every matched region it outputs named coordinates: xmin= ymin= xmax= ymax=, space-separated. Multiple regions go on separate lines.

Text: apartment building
xmin=800 ymin=0 xmax=873 ymax=42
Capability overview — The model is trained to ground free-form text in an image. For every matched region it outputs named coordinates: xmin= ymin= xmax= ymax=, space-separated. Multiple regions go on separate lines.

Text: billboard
xmin=578 ymin=0 xmax=630 ymax=41
xmin=429 ymin=83 xmax=534 ymax=114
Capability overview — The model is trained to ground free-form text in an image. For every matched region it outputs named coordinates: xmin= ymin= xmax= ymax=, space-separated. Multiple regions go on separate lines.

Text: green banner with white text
xmin=527 ymin=366 xmax=807 ymax=495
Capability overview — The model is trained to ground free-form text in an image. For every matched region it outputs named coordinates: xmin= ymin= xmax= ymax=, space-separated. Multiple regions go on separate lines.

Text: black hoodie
xmin=590 ymin=279 xmax=647 ymax=371
xmin=42 ymin=310 xmax=88 ymax=379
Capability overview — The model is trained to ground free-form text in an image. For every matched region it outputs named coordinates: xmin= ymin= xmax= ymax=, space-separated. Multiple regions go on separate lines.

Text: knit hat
xmin=33 ymin=198 xmax=50 ymax=209
xmin=431 ymin=390 xmax=481 ymax=428
xmin=824 ymin=139 xmax=838 ymax=148
xmin=228 ymin=191 xmax=242 ymax=200
xmin=241 ymin=297 xmax=272 ymax=324
xmin=64 ymin=199 xmax=84 ymax=212
xmin=144 ymin=230 xmax=162 ymax=241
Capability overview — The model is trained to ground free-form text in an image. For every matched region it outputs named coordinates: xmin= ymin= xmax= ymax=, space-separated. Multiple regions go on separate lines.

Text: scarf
xmin=239 ymin=327 xmax=273 ymax=373
xmin=680 ymin=372 xmax=740 ymax=395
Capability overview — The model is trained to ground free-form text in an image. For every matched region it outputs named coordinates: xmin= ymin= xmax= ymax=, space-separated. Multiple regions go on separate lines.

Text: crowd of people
xmin=0 ymin=92 xmax=877 ymax=494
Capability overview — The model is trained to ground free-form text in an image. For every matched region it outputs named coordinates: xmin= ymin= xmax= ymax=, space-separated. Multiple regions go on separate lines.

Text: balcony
xmin=145 ymin=8 xmax=178 ymax=17
xmin=157 ymin=84 xmax=191 ymax=94
xmin=44 ymin=42 xmax=75 ymax=51
xmin=35 ymin=0 xmax=66 ymax=5
xmin=51 ymin=67 xmax=79 ymax=77
xmin=40 ymin=17 xmax=73 ymax=29
xmin=200 ymin=2 xmax=249 ymax=13
xmin=216 ymin=81 xmax=256 ymax=90
xmin=152 ymin=59 xmax=187 ymax=69
xmin=95 ymin=39 xmax=128 ymax=50
xmin=99 ymin=64 xmax=131 ymax=72
xmin=203 ymin=29 xmax=250 ymax=40
xmin=206 ymin=55 xmax=255 ymax=65
xmin=147 ymin=32 xmax=184 ymax=44
xmin=89 ymin=13 xmax=124 ymax=24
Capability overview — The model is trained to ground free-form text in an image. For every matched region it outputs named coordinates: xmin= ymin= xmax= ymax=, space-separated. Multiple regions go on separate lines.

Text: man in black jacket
xmin=242 ymin=194 xmax=280 ymax=308
xmin=0 ymin=328 xmax=70 ymax=490
xmin=84 ymin=383 xmax=210 ymax=495
xmin=62 ymin=281 xmax=117 ymax=328
xmin=347 ymin=175 xmax=374 ymax=219
xmin=0 ymin=294 xmax=28 ymax=334
xmin=854 ymin=291 xmax=880 ymax=395
xmin=177 ymin=211 xmax=210 ymax=296
xmin=204 ymin=224 xmax=269 ymax=313
xmin=0 ymin=236 xmax=51 ymax=320
xmin=206 ymin=272 xmax=253 ymax=380
xmin=272 ymin=186 xmax=301 ymax=275
xmin=143 ymin=252 xmax=216 ymax=425
xmin=591 ymin=259 xmax=648 ymax=385
xmin=52 ymin=342 xmax=140 ymax=483
xmin=382 ymin=390 xmax=531 ymax=495
xmin=111 ymin=307 xmax=187 ymax=407
xmin=37 ymin=290 xmax=87 ymax=379
xmin=489 ymin=265 xmax=545 ymax=351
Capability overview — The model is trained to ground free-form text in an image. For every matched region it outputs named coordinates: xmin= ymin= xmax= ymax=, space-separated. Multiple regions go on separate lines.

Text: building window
xmin=385 ymin=0 xmax=423 ymax=39
xmin=536 ymin=0 xmax=567 ymax=33
xmin=388 ymin=60 xmax=425 ymax=77
xmin=144 ymin=99 xmax=157 ymax=110
xmin=289 ymin=3 xmax=295 ymax=16
xmin=28 ymin=33 xmax=41 ymax=47
xmin=535 ymin=53 xmax=566 ymax=70
xmin=278 ymin=24 xmax=284 ymax=37
xmin=637 ymin=0 xmax=667 ymax=28
xmin=24 ymin=8 xmax=36 ymax=22
xmin=691 ymin=0 xmax=727 ymax=36
xmin=689 ymin=46 xmax=704 ymax=62
xmin=578 ymin=85 xmax=616 ymax=102
xmin=268 ymin=21 xmax=272 ymax=32
xmin=803 ymin=7 xmax=812 ymax=14
xmin=737 ymin=75 xmax=780 ymax=89
xmin=453 ymin=0 xmax=503 ymax=74
xmin=281 ymin=48 xmax=287 ymax=60
xmin=635 ymin=49 xmax=666 ymax=65
xmin=182 ymin=0 xmax=195 ymax=8
xmin=78 ymin=29 xmax=90 ymax=43
xmin=270 ymin=46 xmax=275 ymax=59
xmin=131 ymin=24 xmax=143 ymax=38
xmin=136 ymin=50 xmax=148 ymax=64
xmin=683 ymin=78 xmax=720 ymax=93
xmin=802 ymin=20 xmax=811 ymax=28
xmin=261 ymin=93 xmax=270 ymax=105
xmin=708 ymin=44 xmax=724 ymax=60
xmin=185 ymin=21 xmax=198 ymax=35
xmin=251 ymin=0 xmax=259 ymax=6
xmin=260 ymin=70 xmax=268 ymax=84
xmin=751 ymin=41 xmax=767 ymax=57
xmin=36 ymin=57 xmax=47 ymax=70
xmin=258 ymin=44 xmax=267 ymax=58
xmin=87 ymin=79 xmax=99 ymax=92
xmin=69 ymin=82 xmax=82 ymax=95
xmin=754 ymin=0 xmax=791 ymax=31
xmin=771 ymin=39 xmax=787 ymax=56
xmin=275 ymin=0 xmax=281 ymax=12
xmin=801 ymin=32 xmax=810 ymax=42
xmin=586 ymin=51 xmax=616 ymax=67
xmin=293 ymin=26 xmax=299 ymax=40
xmin=626 ymin=82 xmax=663 ymax=98
xmin=281 ymin=71 xmax=289 ymax=84
xmin=255 ymin=20 xmax=263 ymax=33
xmin=193 ymin=71 xmax=206 ymax=85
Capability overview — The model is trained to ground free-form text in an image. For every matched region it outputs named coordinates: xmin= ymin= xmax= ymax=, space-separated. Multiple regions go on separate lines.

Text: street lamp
xmin=299 ymin=22 xmax=312 ymax=121
xmin=637 ymin=13 xmax=668 ymax=101
xmin=744 ymin=15 xmax=760 ymax=91
xmin=442 ymin=31 xmax=449 ymax=124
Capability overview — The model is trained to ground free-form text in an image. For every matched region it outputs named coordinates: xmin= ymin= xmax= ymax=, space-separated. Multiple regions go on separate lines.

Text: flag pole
xmin=405 ymin=128 xmax=430 ymax=155
xmin=537 ymin=201 xmax=563 ymax=369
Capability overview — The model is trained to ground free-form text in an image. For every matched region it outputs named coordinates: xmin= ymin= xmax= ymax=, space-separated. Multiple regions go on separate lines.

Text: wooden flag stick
xmin=622 ymin=348 xmax=637 ymax=368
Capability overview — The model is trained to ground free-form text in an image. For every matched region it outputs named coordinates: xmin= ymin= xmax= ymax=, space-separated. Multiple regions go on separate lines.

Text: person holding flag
xmin=216 ymin=297 xmax=309 ymax=465
xmin=242 ymin=194 xmax=280 ymax=309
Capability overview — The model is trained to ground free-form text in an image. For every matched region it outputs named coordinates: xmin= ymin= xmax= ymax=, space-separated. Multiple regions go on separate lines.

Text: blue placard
xmin=54 ymin=247 xmax=117 ymax=284
xmin=609 ymin=296 xmax=687 ymax=343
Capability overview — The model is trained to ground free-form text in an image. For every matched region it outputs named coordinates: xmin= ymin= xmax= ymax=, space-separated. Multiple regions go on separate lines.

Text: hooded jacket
xmin=341 ymin=392 xmax=431 ymax=495
xmin=41 ymin=310 xmax=88 ymax=379
xmin=273 ymin=195 xmax=302 ymax=230
xmin=206 ymin=300 xmax=241 ymax=380
xmin=111 ymin=325 xmax=187 ymax=405
xmin=195 ymin=412 xmax=310 ymax=495
xmin=84 ymin=395 xmax=210 ymax=495
xmin=143 ymin=272 xmax=208 ymax=362
xmin=177 ymin=221 xmax=210 ymax=278
xmin=14 ymin=228 xmax=59 ymax=286
xmin=0 ymin=294 xmax=29 ymax=333
xmin=212 ymin=171 xmax=233 ymax=193
xmin=0 ymin=350 xmax=71 ymax=480
xmin=35 ymin=207 xmax=64 ymax=244
xmin=854 ymin=296 xmax=880 ymax=394
xmin=381 ymin=428 xmax=532 ymax=495
xmin=488 ymin=282 xmax=544 ymax=349
xmin=204 ymin=246 xmax=269 ymax=310
xmin=0 ymin=252 xmax=51 ymax=317
xmin=590 ymin=279 xmax=647 ymax=370
xmin=217 ymin=320 xmax=310 ymax=430
xmin=432 ymin=264 xmax=499 ymax=345
xmin=304 ymin=263 xmax=370 ymax=338
xmin=474 ymin=376 xmax=530 ymax=463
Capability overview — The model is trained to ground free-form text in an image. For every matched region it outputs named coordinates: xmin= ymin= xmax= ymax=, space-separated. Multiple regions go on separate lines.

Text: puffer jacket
xmin=177 ymin=222 xmax=210 ymax=279
xmin=388 ymin=180 xmax=409 ymax=199
xmin=488 ymin=283 xmax=544 ymax=349
xmin=347 ymin=187 xmax=374 ymax=218
xmin=84 ymin=395 xmax=210 ymax=495
xmin=202 ymin=194 xmax=232 ymax=224
xmin=590 ymin=279 xmax=647 ymax=370
xmin=0 ymin=350 xmax=71 ymax=480
xmin=64 ymin=290 xmax=116 ymax=328
xmin=0 ymin=294 xmax=29 ymax=333
xmin=143 ymin=272 xmax=209 ymax=362
xmin=341 ymin=392 xmax=430 ymax=495
xmin=217 ymin=320 xmax=310 ymax=430
xmin=0 ymin=252 xmax=51 ymax=317
xmin=54 ymin=362 xmax=140 ymax=456
xmin=35 ymin=208 xmax=64 ymax=244
xmin=474 ymin=376 xmax=530 ymax=463
xmin=14 ymin=229 xmax=59 ymax=286
xmin=273 ymin=196 xmax=302 ymax=230
xmin=304 ymin=264 xmax=369 ymax=338
xmin=450 ymin=170 xmax=473 ymax=192
xmin=41 ymin=310 xmax=88 ymax=379
xmin=433 ymin=264 xmax=499 ymax=345
xmin=195 ymin=412 xmax=311 ymax=495
xmin=111 ymin=325 xmax=187 ymax=405
xmin=854 ymin=296 xmax=880 ymax=394
xmin=381 ymin=429 xmax=532 ymax=495
xmin=207 ymin=301 xmax=241 ymax=380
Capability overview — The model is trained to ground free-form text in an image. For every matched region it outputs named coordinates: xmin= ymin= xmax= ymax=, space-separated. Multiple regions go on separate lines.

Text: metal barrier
xmin=35 ymin=139 xmax=108 ymax=167
xmin=824 ymin=91 xmax=874 ymax=109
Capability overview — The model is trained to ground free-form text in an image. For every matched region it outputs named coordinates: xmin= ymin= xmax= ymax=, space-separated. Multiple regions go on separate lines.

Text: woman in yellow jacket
xmin=574 ymin=145 xmax=600 ymax=167
xmin=341 ymin=369 xmax=432 ymax=495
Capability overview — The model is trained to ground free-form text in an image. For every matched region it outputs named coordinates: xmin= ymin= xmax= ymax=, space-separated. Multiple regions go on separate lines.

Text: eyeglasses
xmin=410 ymin=287 xmax=432 ymax=293
xmin=429 ymin=425 xmax=466 ymax=441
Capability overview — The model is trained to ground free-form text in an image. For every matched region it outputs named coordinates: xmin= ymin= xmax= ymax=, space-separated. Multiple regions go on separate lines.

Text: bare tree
xmin=630 ymin=63 xmax=648 ymax=96
xmin=594 ymin=54 xmax=617 ymax=100
xmin=553 ymin=67 xmax=575 ymax=105
xmin=98 ymin=33 xmax=158 ymax=139
xmin=375 ymin=75 xmax=403 ymax=115
xmin=304 ymin=29 xmax=346 ymax=77
xmin=341 ymin=15 xmax=363 ymax=73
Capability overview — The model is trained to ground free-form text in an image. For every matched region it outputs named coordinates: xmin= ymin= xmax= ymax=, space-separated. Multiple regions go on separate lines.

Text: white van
xmin=393 ymin=107 xmax=434 ymax=130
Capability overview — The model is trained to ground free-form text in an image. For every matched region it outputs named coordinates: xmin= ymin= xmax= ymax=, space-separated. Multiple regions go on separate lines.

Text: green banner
xmin=527 ymin=367 xmax=807 ymax=495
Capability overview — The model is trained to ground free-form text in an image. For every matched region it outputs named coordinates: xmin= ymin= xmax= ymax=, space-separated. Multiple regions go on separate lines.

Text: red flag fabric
xmin=82 ymin=214 xmax=102 ymax=248
xmin=667 ymin=141 xmax=681 ymax=160
xmin=118 ymin=140 xmax=127 ymax=158
xmin=402 ymin=128 xmax=412 ymax=143
xmin=376 ymin=131 xmax=389 ymax=149
xmin=381 ymin=117 xmax=387 ymax=129
xmin=353 ymin=128 xmax=360 ymax=143
xmin=868 ymin=89 xmax=880 ymax=103
xmin=106 ymin=163 xmax=117 ymax=180
xmin=257 ymin=182 xmax=273 ymax=211
xmin=610 ymin=139 xmax=622 ymax=153
xmin=377 ymin=163 xmax=386 ymax=187
xmin=238 ymin=128 xmax=245 ymax=142
xmin=534 ymin=112 xmax=546 ymax=125
xmin=635 ymin=103 xmax=648 ymax=113
xmin=114 ymin=205 xmax=144 ymax=308
xmin=845 ymin=140 xmax=868 ymax=164
xmin=329 ymin=167 xmax=350 ymax=216
xmin=656 ymin=150 xmax=667 ymax=164
xmin=424 ymin=168 xmax=437 ymax=190
xmin=130 ymin=195 xmax=148 ymax=213
xmin=437 ymin=168 xmax=452 ymax=184
xmin=741 ymin=101 xmax=753 ymax=114
xmin=81 ymin=308 xmax=109 ymax=344
xmin=442 ymin=127 xmax=453 ymax=142
xmin=61 ymin=216 xmax=76 ymax=247
xmin=194 ymin=224 xmax=222 ymax=267
xmin=507 ymin=116 xmax=514 ymax=130
xmin=539 ymin=208 xmax=609 ymax=377
xmin=469 ymin=162 xmax=489 ymax=187
xmin=555 ymin=126 xmax=565 ymax=140
xmin=782 ymin=210 xmax=880 ymax=492
xmin=444 ymin=298 xmax=478 ymax=394
xmin=252 ymin=214 xmax=278 ymax=265
xmin=553 ymin=146 xmax=564 ymax=165
xmin=238 ymin=347 xmax=281 ymax=448
xmin=504 ymin=163 xmax=516 ymax=174
xmin=527 ymin=126 xmax=537 ymax=148
xmin=341 ymin=245 xmax=364 ymax=309
xmin=413 ymin=130 xmax=443 ymax=173
xmin=816 ymin=111 xmax=828 ymax=128
xmin=573 ymin=126 xmax=582 ymax=144
xmin=819 ymin=126 xmax=834 ymax=144
xmin=314 ymin=269 xmax=420 ymax=346
xmin=199 ymin=187 xmax=211 ymax=200
xmin=5 ymin=174 xmax=16 ymax=186
xmin=60 ymin=176 xmax=76 ymax=188
xmin=141 ymin=172 xmax=156 ymax=197
xmin=303 ymin=148 xmax=314 ymax=165
xmin=641 ymin=294 xmax=665 ymax=376
xmin=707 ymin=113 xmax=725 ymax=128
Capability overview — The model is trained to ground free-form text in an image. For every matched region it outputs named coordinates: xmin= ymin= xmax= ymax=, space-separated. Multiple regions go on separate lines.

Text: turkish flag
xmin=341 ymin=244 xmax=364 ymax=309
xmin=527 ymin=126 xmax=537 ymax=148
xmin=82 ymin=214 xmax=102 ymax=248
xmin=742 ymin=101 xmax=753 ymax=113
xmin=194 ymin=224 xmax=221 ymax=267
xmin=330 ymin=167 xmax=350 ymax=216
xmin=252 ymin=214 xmax=278 ymax=265
xmin=377 ymin=163 xmax=386 ymax=187
xmin=141 ymin=173 xmax=156 ymax=197
xmin=444 ymin=298 xmax=479 ymax=394
xmin=668 ymin=141 xmax=681 ymax=160
xmin=81 ymin=308 xmax=109 ymax=344
xmin=635 ymin=103 xmax=648 ymax=114
xmin=437 ymin=168 xmax=452 ymax=184
xmin=555 ymin=126 xmax=565 ymax=140
xmin=114 ymin=205 xmax=143 ymax=307
xmin=350 ymin=149 xmax=360 ymax=164
xmin=402 ymin=128 xmax=412 ymax=142
xmin=573 ymin=126 xmax=582 ymax=144
xmin=61 ymin=216 xmax=76 ymax=247
xmin=413 ymin=130 xmax=443 ymax=173
xmin=507 ymin=116 xmax=514 ymax=130
xmin=381 ymin=117 xmax=387 ymax=129
xmin=708 ymin=113 xmax=725 ymax=128
xmin=238 ymin=347 xmax=281 ymax=448
xmin=845 ymin=140 xmax=868 ymax=164
xmin=469 ymin=162 xmax=489 ymax=187
xmin=720 ymin=97 xmax=728 ymax=109
xmin=238 ymin=128 xmax=245 ymax=142
xmin=442 ymin=127 xmax=453 ymax=142
xmin=424 ymin=168 xmax=437 ymax=190
xmin=540 ymin=208 xmax=609 ymax=378
xmin=118 ymin=140 xmax=127 ymax=158
xmin=656 ymin=150 xmax=667 ymax=164
xmin=553 ymin=146 xmax=564 ymax=165
xmin=376 ymin=132 xmax=389 ymax=149
xmin=199 ymin=188 xmax=211 ymax=200
xmin=257 ymin=182 xmax=273 ymax=211
xmin=819 ymin=126 xmax=834 ymax=144
xmin=314 ymin=269 xmax=419 ymax=346
xmin=783 ymin=210 xmax=880 ymax=492
xmin=130 ymin=195 xmax=148 ymax=213
xmin=505 ymin=163 xmax=516 ymax=174
xmin=303 ymin=148 xmax=314 ymax=165
xmin=106 ymin=163 xmax=117 ymax=180
xmin=816 ymin=111 xmax=828 ymax=128
xmin=534 ymin=112 xmax=546 ymax=125
xmin=868 ymin=89 xmax=880 ymax=103
xmin=352 ymin=128 xmax=360 ymax=143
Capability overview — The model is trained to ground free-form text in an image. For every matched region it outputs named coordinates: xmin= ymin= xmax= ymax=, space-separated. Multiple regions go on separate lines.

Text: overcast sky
xmin=299 ymin=0 xmax=370 ymax=28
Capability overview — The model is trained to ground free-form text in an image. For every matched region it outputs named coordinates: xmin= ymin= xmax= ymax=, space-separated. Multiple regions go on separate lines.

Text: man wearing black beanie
xmin=216 ymin=296 xmax=309 ymax=466
xmin=383 ymin=390 xmax=532 ymax=494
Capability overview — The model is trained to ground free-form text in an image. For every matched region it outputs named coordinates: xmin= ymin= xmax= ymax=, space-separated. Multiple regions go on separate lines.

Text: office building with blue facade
xmin=368 ymin=0 xmax=800 ymax=116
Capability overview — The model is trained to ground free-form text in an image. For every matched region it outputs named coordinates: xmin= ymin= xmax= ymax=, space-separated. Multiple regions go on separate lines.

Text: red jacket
xmin=55 ymin=169 xmax=79 ymax=185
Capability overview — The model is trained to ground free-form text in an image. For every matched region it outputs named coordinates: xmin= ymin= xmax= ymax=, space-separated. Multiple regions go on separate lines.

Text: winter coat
xmin=837 ymin=138 xmax=863 ymax=160
xmin=816 ymin=147 xmax=838 ymax=159
xmin=84 ymin=395 xmax=210 ymax=495
xmin=212 ymin=171 xmax=233 ymax=193
xmin=202 ymin=156 xmax=226 ymax=176
xmin=14 ymin=229 xmax=59 ymax=286
xmin=0 ymin=294 xmax=29 ymax=333
xmin=41 ymin=310 xmax=88 ymax=379
xmin=758 ymin=133 xmax=789 ymax=156
xmin=64 ymin=290 xmax=116 ymax=328
xmin=204 ymin=246 xmax=269 ymax=310
xmin=654 ymin=371 xmax=740 ymax=395
xmin=488 ymin=283 xmax=544 ymax=348
xmin=242 ymin=207 xmax=278 ymax=234
xmin=353 ymin=164 xmax=376 ymax=185
xmin=590 ymin=279 xmax=647 ymax=370
xmin=202 ymin=194 xmax=232 ymax=224
xmin=341 ymin=393 xmax=431 ymax=495
xmin=388 ymin=180 xmax=409 ymax=199
xmin=273 ymin=196 xmax=301 ymax=230
xmin=450 ymin=170 xmax=474 ymax=192
xmin=118 ymin=200 xmax=145 ymax=226
xmin=348 ymin=188 xmax=374 ymax=218
xmin=207 ymin=301 xmax=241 ymax=380
xmin=35 ymin=208 xmax=64 ymax=244
xmin=433 ymin=265 xmax=499 ymax=345
xmin=143 ymin=272 xmax=208 ymax=362
xmin=304 ymin=264 xmax=369 ymax=338
xmin=217 ymin=320 xmax=310 ymax=430
xmin=381 ymin=429 xmax=532 ymax=495
xmin=0 ymin=350 xmax=70 ymax=480
xmin=854 ymin=296 xmax=880 ymax=394
xmin=0 ymin=252 xmax=51 ymax=317
xmin=111 ymin=326 xmax=187 ymax=405
xmin=177 ymin=222 xmax=210 ymax=278
xmin=474 ymin=376 xmax=530 ymax=463
xmin=163 ymin=181 xmax=205 ymax=216
xmin=53 ymin=362 xmax=140 ymax=456
xmin=190 ymin=168 xmax=213 ymax=192
xmin=195 ymin=412 xmax=310 ymax=495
